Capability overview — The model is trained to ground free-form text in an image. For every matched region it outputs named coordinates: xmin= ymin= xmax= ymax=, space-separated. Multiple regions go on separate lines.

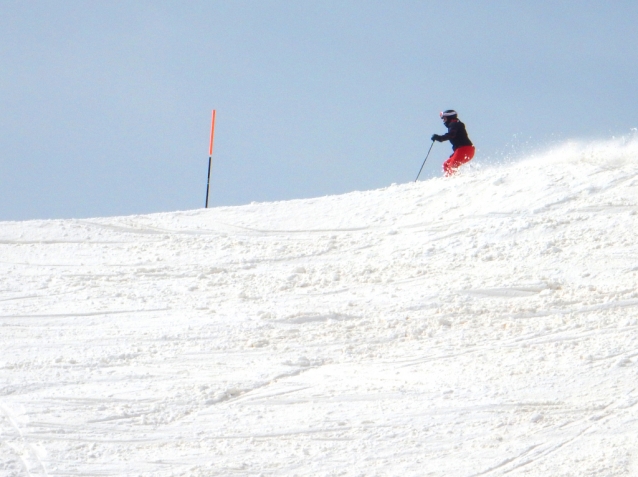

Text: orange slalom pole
xmin=205 ymin=110 xmax=216 ymax=208
xmin=209 ymin=109 xmax=216 ymax=156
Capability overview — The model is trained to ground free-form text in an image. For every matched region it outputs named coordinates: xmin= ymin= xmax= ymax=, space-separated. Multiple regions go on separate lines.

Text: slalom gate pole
xmin=415 ymin=140 xmax=435 ymax=182
xmin=205 ymin=157 xmax=212 ymax=208
xmin=205 ymin=109 xmax=216 ymax=208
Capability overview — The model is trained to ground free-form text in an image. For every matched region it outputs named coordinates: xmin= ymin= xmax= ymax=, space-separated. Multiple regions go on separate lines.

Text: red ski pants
xmin=443 ymin=145 xmax=475 ymax=176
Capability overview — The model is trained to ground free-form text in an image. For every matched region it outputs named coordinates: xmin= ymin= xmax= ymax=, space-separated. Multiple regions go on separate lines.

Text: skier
xmin=431 ymin=110 xmax=475 ymax=176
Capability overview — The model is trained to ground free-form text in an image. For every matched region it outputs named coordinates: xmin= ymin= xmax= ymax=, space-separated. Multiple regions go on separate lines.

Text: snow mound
xmin=1 ymin=138 xmax=637 ymax=476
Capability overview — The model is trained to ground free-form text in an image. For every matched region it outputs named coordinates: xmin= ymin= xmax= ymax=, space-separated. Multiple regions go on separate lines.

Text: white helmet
xmin=440 ymin=110 xmax=458 ymax=120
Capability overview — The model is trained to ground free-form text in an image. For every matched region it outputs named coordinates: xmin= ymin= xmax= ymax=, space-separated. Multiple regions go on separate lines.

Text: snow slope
xmin=1 ymin=138 xmax=638 ymax=476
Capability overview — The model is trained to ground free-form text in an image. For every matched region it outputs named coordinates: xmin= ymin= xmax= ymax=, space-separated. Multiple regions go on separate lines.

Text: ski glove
xmin=431 ymin=134 xmax=441 ymax=142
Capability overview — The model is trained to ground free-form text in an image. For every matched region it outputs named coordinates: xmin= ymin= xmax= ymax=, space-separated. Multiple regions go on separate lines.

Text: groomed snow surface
xmin=2 ymin=138 xmax=638 ymax=477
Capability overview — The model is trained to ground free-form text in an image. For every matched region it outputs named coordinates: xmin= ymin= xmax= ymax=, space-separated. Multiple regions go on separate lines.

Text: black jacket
xmin=437 ymin=120 xmax=473 ymax=150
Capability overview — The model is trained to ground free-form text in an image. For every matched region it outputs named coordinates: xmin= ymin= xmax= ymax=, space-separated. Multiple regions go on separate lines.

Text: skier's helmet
xmin=440 ymin=110 xmax=458 ymax=121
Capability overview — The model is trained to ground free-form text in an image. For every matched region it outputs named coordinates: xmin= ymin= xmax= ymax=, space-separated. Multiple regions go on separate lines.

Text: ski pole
xmin=415 ymin=140 xmax=435 ymax=182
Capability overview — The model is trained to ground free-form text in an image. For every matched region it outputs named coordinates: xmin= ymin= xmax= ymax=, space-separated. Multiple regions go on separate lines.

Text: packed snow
xmin=1 ymin=137 xmax=638 ymax=476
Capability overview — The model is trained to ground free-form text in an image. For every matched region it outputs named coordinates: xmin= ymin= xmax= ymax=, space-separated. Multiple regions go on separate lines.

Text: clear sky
xmin=1 ymin=1 xmax=637 ymax=221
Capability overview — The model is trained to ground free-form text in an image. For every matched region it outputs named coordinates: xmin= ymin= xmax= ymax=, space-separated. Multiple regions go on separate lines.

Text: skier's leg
xmin=443 ymin=154 xmax=457 ymax=176
xmin=443 ymin=150 xmax=466 ymax=176
xmin=443 ymin=146 xmax=475 ymax=176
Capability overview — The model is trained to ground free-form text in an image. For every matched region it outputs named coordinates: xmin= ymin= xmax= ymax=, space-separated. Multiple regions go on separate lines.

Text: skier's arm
xmin=435 ymin=123 xmax=459 ymax=142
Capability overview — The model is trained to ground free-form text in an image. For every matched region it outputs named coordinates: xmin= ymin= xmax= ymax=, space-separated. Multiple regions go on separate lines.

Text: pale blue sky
xmin=1 ymin=1 xmax=636 ymax=220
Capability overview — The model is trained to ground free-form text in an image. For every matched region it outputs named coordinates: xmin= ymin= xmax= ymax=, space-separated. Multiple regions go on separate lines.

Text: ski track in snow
xmin=1 ymin=138 xmax=638 ymax=476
